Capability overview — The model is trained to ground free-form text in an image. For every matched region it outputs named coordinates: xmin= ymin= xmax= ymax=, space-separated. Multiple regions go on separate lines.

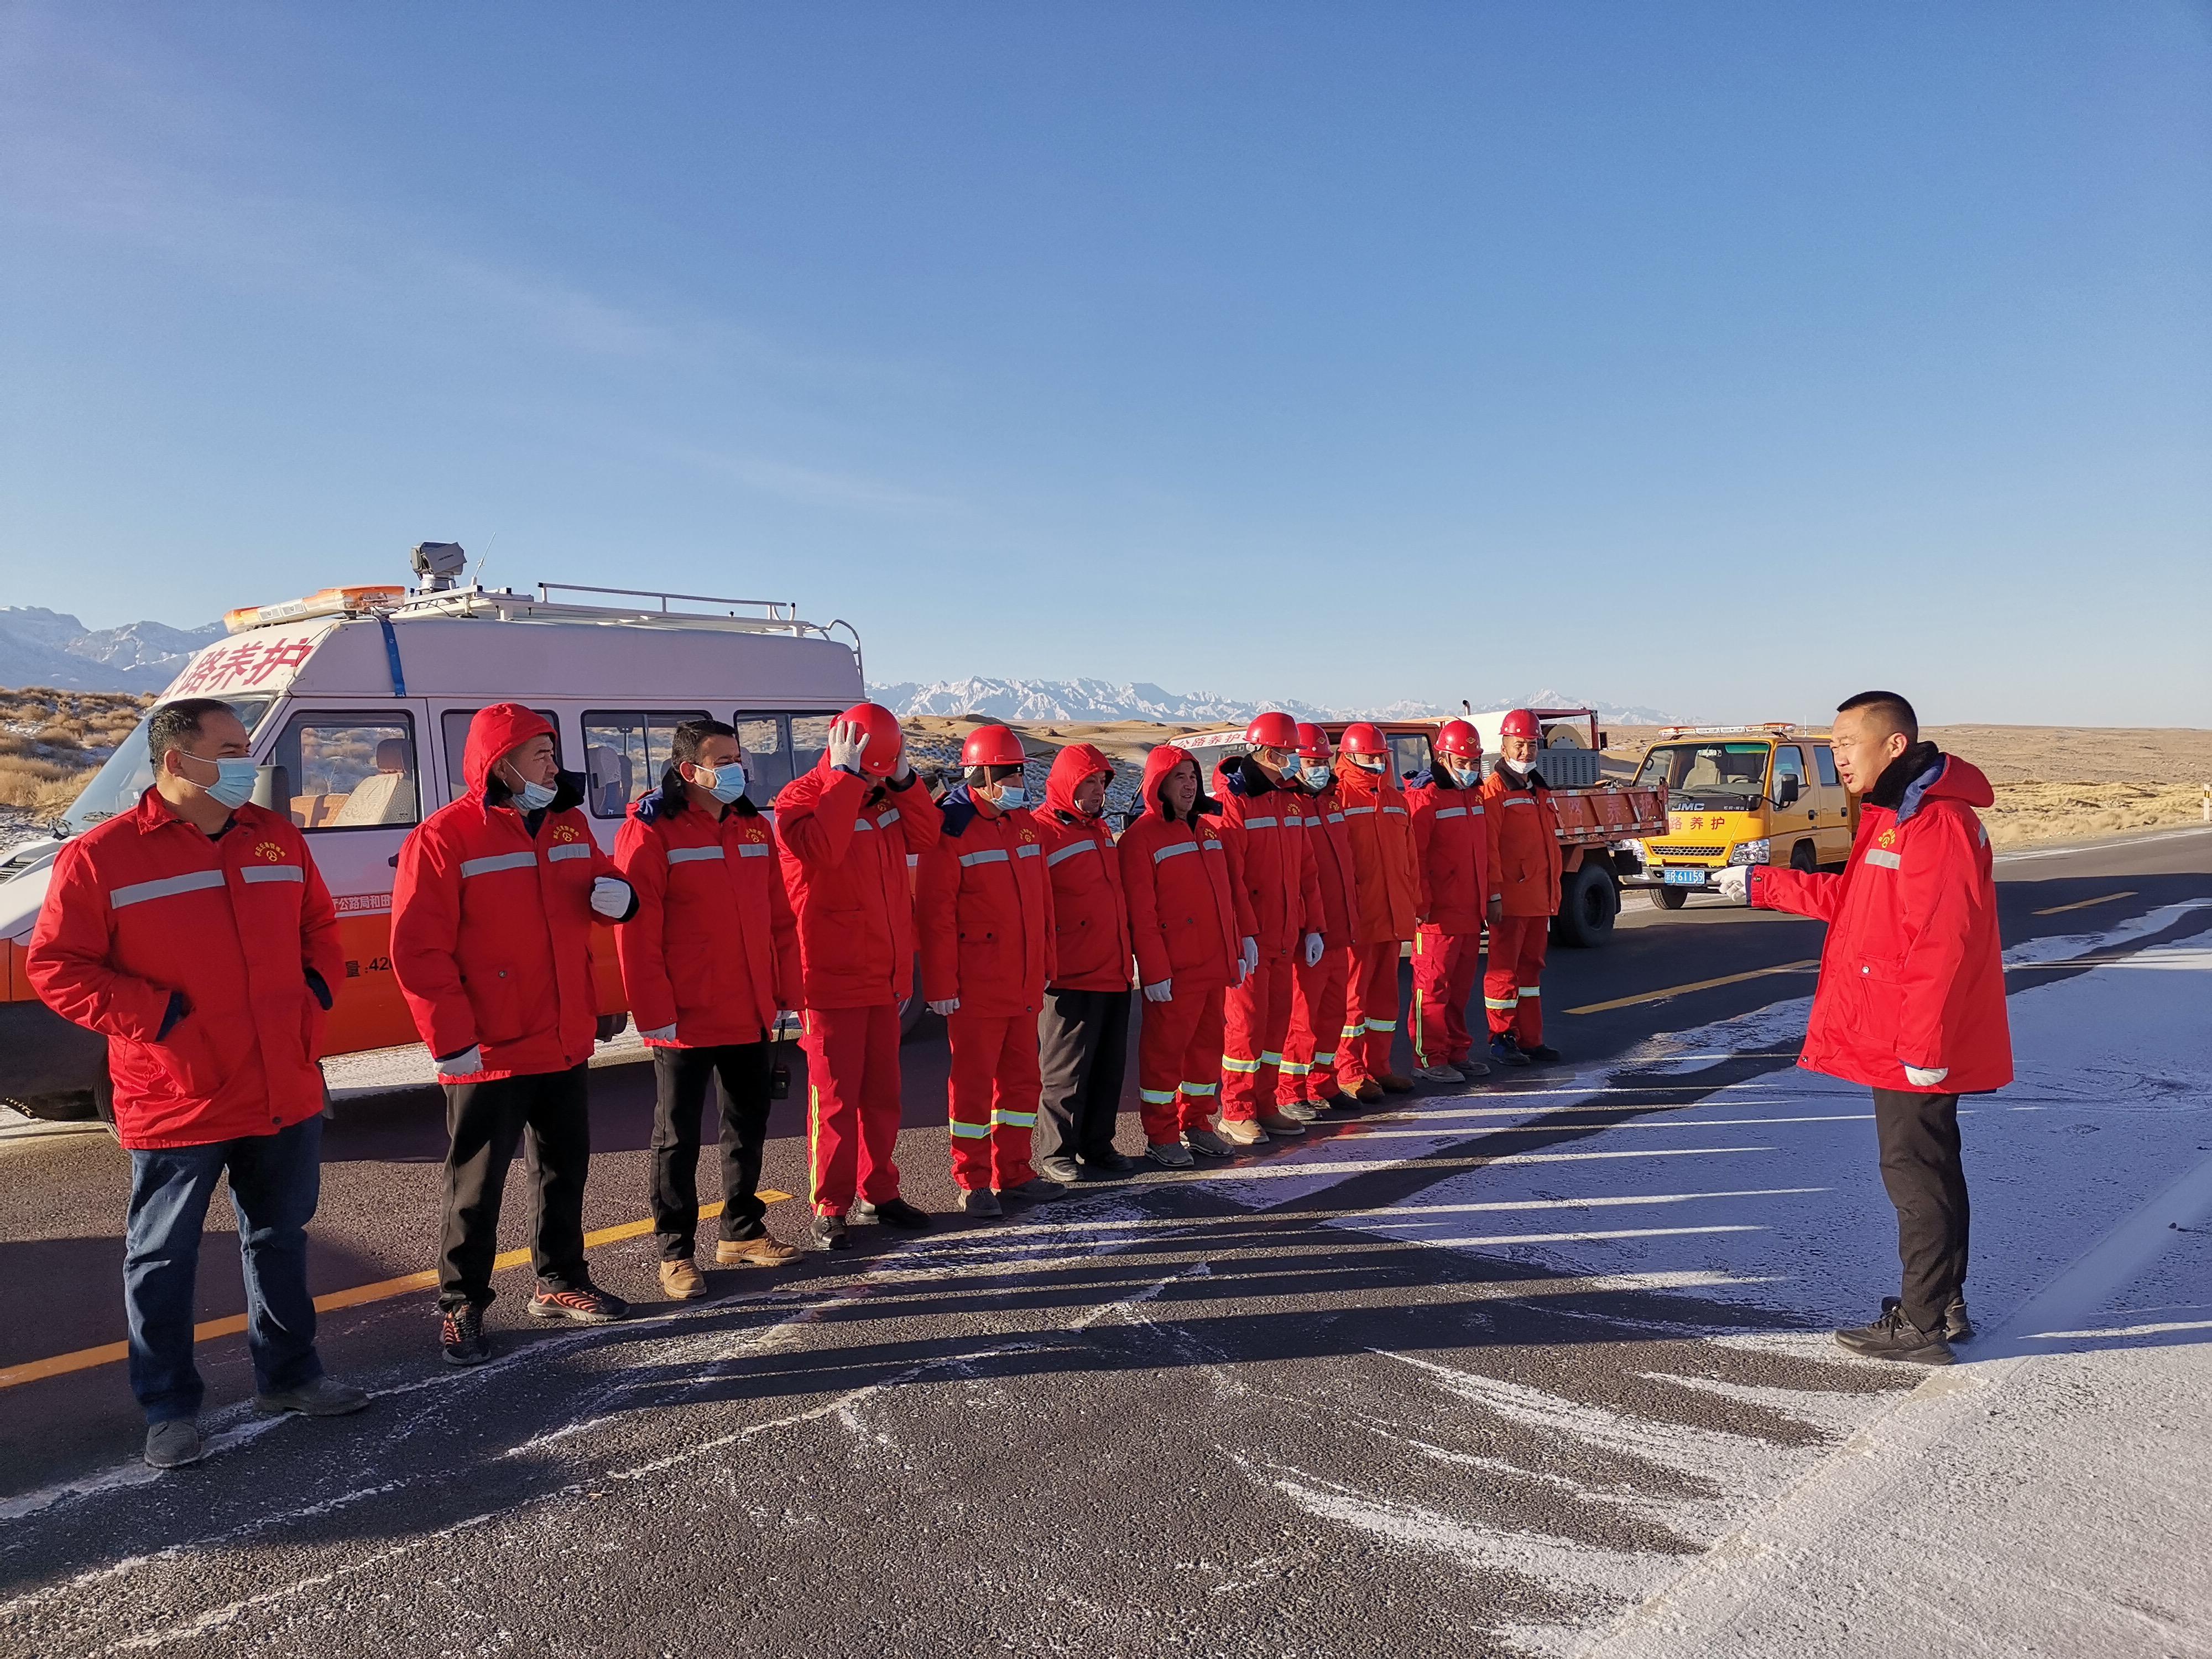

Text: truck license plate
xmin=1662 ymin=868 xmax=1708 ymax=886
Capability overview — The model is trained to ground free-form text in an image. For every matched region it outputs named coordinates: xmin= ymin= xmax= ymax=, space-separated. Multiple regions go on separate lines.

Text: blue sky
xmin=2 ymin=3 xmax=2206 ymax=725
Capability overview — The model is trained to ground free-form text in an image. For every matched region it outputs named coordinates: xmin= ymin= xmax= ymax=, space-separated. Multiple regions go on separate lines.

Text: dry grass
xmin=0 ymin=688 xmax=153 ymax=818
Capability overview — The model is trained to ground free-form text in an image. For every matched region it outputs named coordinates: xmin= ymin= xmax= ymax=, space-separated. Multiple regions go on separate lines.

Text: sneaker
xmin=716 ymin=1234 xmax=801 ymax=1267
xmin=1451 ymin=1056 xmax=1492 ymax=1079
xmin=1412 ymin=1064 xmax=1462 ymax=1085
xmin=528 ymin=1283 xmax=630 ymax=1325
xmin=1489 ymin=1035 xmax=1532 ymax=1068
xmin=1083 ymin=1149 xmax=1135 ymax=1175
xmin=144 ymin=1418 xmax=206 ymax=1470
xmin=1944 ymin=1298 xmax=1974 ymax=1343
xmin=659 ymin=1258 xmax=708 ymax=1300
xmin=1218 ymin=1118 xmax=1268 ymax=1147
xmin=1834 ymin=1300 xmax=1954 ymax=1365
xmin=1182 ymin=1128 xmax=1235 ymax=1159
xmin=1037 ymin=1155 xmax=1082 ymax=1184
xmin=255 ymin=1375 xmax=371 ymax=1417
xmin=960 ymin=1188 xmax=1003 ymax=1218
xmin=1256 ymin=1111 xmax=1307 ymax=1138
xmin=1001 ymin=1176 xmax=1067 ymax=1203
xmin=1276 ymin=1098 xmax=1319 ymax=1123
xmin=1354 ymin=1080 xmax=1384 ymax=1104
xmin=808 ymin=1213 xmax=852 ymax=1251
xmin=440 ymin=1305 xmax=492 ymax=1367
xmin=1147 ymin=1140 xmax=1196 ymax=1169
xmin=1520 ymin=1042 xmax=1562 ymax=1064
xmin=1311 ymin=1092 xmax=1364 ymax=1119
xmin=859 ymin=1196 xmax=932 ymax=1230
xmin=1378 ymin=1072 xmax=1416 ymax=1094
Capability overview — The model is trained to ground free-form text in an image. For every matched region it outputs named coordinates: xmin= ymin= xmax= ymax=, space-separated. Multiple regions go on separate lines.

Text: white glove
xmin=1240 ymin=936 xmax=1259 ymax=976
xmin=589 ymin=876 xmax=632 ymax=919
xmin=1142 ymin=979 xmax=1174 ymax=1003
xmin=441 ymin=1045 xmax=484 ymax=1078
xmin=1713 ymin=866 xmax=1750 ymax=904
xmin=927 ymin=998 xmax=960 ymax=1016
xmin=827 ymin=719 xmax=869 ymax=774
xmin=640 ymin=1022 xmax=677 ymax=1042
xmin=1302 ymin=931 xmax=1324 ymax=968
xmin=1903 ymin=1065 xmax=1950 ymax=1089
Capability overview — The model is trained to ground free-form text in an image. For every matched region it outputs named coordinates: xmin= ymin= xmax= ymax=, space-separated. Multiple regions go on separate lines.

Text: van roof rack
xmin=383 ymin=581 xmax=851 ymax=644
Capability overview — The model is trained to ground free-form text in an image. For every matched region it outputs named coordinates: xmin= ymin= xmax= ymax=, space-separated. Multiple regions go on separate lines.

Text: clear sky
xmin=3 ymin=3 xmax=2206 ymax=724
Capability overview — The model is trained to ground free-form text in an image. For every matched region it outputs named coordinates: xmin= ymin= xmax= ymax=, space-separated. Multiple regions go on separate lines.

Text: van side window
xmin=1773 ymin=745 xmax=1807 ymax=795
xmin=270 ymin=713 xmax=419 ymax=831
xmin=1814 ymin=745 xmax=1840 ymax=788
xmin=733 ymin=713 xmax=790 ymax=799
xmin=440 ymin=709 xmax=562 ymax=805
xmin=788 ymin=714 xmax=836 ymax=782
xmin=1388 ymin=733 xmax=1429 ymax=783
xmin=583 ymin=711 xmax=708 ymax=818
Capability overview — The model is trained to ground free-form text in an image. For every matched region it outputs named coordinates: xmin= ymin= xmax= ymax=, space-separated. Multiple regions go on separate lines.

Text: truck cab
xmin=1621 ymin=723 xmax=1854 ymax=907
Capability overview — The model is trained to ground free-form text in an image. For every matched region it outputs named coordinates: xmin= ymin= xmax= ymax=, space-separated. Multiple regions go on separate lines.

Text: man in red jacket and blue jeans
xmin=28 ymin=698 xmax=369 ymax=1469
xmin=1723 ymin=691 xmax=2011 ymax=1365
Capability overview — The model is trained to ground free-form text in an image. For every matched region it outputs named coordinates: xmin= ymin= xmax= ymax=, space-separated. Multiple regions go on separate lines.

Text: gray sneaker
xmin=255 ymin=1375 xmax=371 ymax=1418
xmin=144 ymin=1418 xmax=205 ymax=1470
xmin=1452 ymin=1056 xmax=1492 ymax=1079
xmin=1147 ymin=1140 xmax=1195 ymax=1169
xmin=1036 ymin=1155 xmax=1081 ymax=1184
xmin=1411 ymin=1064 xmax=1462 ymax=1085
xmin=1182 ymin=1128 xmax=1235 ymax=1159
xmin=1001 ymin=1176 xmax=1067 ymax=1203
xmin=960 ymin=1188 xmax=1004 ymax=1218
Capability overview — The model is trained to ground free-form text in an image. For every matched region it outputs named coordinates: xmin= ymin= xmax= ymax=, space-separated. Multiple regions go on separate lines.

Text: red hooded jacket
xmin=392 ymin=703 xmax=628 ymax=1082
xmin=1406 ymin=766 xmax=1492 ymax=935
xmin=1211 ymin=754 xmax=1323 ymax=953
xmin=27 ymin=791 xmax=343 ymax=1149
xmin=917 ymin=787 xmax=1056 ymax=1019
xmin=1482 ymin=761 xmax=1564 ymax=918
xmin=1752 ymin=751 xmax=2012 ymax=1094
xmin=1119 ymin=746 xmax=1254 ymax=992
xmin=773 ymin=757 xmax=942 ymax=1010
xmin=1034 ymin=744 xmax=1134 ymax=993
xmin=1332 ymin=757 xmax=1421 ymax=945
xmin=613 ymin=784 xmax=799 ymax=1048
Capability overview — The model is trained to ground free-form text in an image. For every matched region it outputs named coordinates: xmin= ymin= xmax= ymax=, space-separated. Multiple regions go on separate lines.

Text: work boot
xmin=1489 ymin=1035 xmax=1532 ymax=1068
xmin=1182 ymin=1128 xmax=1234 ymax=1159
xmin=1944 ymin=1298 xmax=1974 ymax=1342
xmin=1311 ymin=1092 xmax=1365 ymax=1119
xmin=1451 ymin=1056 xmax=1492 ymax=1079
xmin=1411 ymin=1064 xmax=1462 ymax=1085
xmin=144 ymin=1418 xmax=206 ymax=1470
xmin=807 ymin=1213 xmax=852 ymax=1251
xmin=849 ymin=1197 xmax=932 ymax=1230
xmin=1037 ymin=1155 xmax=1082 ymax=1185
xmin=960 ymin=1188 xmax=1003 ymax=1218
xmin=1218 ymin=1118 xmax=1268 ymax=1148
xmin=440 ymin=1305 xmax=492 ymax=1367
xmin=528 ymin=1282 xmax=630 ymax=1325
xmin=1001 ymin=1176 xmax=1067 ymax=1203
xmin=255 ymin=1375 xmax=371 ymax=1417
xmin=1378 ymin=1072 xmax=1415 ymax=1094
xmin=1256 ymin=1111 xmax=1307 ymax=1138
xmin=1834 ymin=1299 xmax=1954 ymax=1365
xmin=1147 ymin=1141 xmax=1196 ymax=1169
xmin=1083 ymin=1149 xmax=1135 ymax=1175
xmin=659 ymin=1258 xmax=708 ymax=1300
xmin=1520 ymin=1042 xmax=1562 ymax=1064
xmin=717 ymin=1234 xmax=801 ymax=1267
xmin=1354 ymin=1080 xmax=1384 ymax=1104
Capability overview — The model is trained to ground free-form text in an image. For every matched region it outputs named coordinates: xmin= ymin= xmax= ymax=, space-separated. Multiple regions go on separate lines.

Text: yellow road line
xmin=2032 ymin=890 xmax=2135 ymax=916
xmin=0 ymin=1190 xmax=790 ymax=1392
xmin=1565 ymin=961 xmax=1820 ymax=1017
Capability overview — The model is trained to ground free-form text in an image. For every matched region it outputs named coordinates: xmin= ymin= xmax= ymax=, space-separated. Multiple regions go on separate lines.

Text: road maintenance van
xmin=1167 ymin=709 xmax=1666 ymax=948
xmin=1619 ymin=723 xmax=1854 ymax=907
xmin=0 ymin=547 xmax=865 ymax=1119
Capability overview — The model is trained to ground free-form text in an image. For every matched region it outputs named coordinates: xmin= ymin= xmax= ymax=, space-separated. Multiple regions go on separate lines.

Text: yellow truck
xmin=1619 ymin=723 xmax=1856 ymax=909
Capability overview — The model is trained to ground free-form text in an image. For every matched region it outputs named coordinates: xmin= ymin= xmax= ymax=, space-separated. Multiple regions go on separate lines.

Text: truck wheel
xmin=1552 ymin=863 xmax=1620 ymax=948
xmin=1790 ymin=841 xmax=1817 ymax=873
xmin=1652 ymin=886 xmax=1688 ymax=911
xmin=2 ymin=1088 xmax=97 ymax=1123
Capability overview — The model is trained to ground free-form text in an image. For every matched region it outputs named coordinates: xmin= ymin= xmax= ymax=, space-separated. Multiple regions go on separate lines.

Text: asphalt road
xmin=2 ymin=825 xmax=2207 ymax=1657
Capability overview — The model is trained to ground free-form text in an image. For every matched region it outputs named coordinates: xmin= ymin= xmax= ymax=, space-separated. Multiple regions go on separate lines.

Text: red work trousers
xmin=1341 ymin=940 xmax=1405 ymax=1087
xmin=1284 ymin=945 xmax=1350 ymax=1102
xmin=802 ymin=1003 xmax=904 ymax=1217
xmin=1411 ymin=925 xmax=1482 ymax=1066
xmin=1135 ymin=984 xmax=1226 ymax=1144
xmin=1222 ymin=946 xmax=1296 ymax=1120
xmin=946 ymin=1011 xmax=1041 ymax=1193
xmin=1484 ymin=914 xmax=1551 ymax=1045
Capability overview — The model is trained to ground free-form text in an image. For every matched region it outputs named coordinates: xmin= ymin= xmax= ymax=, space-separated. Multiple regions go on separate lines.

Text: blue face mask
xmin=1301 ymin=763 xmax=1331 ymax=789
xmin=993 ymin=781 xmax=1027 ymax=810
xmin=698 ymin=762 xmax=748 ymax=804
xmin=504 ymin=767 xmax=557 ymax=811
xmin=1452 ymin=763 xmax=1483 ymax=788
xmin=185 ymin=752 xmax=257 ymax=811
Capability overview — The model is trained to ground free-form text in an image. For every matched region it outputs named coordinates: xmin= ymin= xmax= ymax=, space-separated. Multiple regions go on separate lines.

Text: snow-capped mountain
xmin=0 ymin=609 xmax=223 ymax=693
xmin=867 ymin=678 xmax=1681 ymax=727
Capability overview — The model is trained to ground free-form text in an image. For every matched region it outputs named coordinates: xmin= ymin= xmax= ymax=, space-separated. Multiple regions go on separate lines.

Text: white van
xmin=0 ymin=562 xmax=864 ymax=1116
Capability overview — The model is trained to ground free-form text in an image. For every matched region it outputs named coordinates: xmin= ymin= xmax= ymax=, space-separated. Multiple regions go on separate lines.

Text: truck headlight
xmin=1728 ymin=839 xmax=1771 ymax=865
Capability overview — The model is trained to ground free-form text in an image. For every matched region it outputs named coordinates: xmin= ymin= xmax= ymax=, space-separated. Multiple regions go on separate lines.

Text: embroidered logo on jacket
xmin=253 ymin=840 xmax=286 ymax=862
xmin=552 ymin=823 xmax=582 ymax=843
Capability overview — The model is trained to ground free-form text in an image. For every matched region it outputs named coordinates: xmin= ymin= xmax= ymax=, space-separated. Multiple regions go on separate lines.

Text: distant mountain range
xmin=0 ymin=608 xmax=224 ymax=694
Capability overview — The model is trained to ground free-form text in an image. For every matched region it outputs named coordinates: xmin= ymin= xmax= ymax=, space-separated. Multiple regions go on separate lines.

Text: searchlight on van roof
xmin=411 ymin=541 xmax=468 ymax=592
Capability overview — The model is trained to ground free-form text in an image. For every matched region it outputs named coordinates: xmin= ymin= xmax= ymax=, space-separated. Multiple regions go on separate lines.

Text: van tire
xmin=1790 ymin=841 xmax=1818 ymax=873
xmin=1553 ymin=863 xmax=1619 ymax=948
xmin=1651 ymin=886 xmax=1688 ymax=911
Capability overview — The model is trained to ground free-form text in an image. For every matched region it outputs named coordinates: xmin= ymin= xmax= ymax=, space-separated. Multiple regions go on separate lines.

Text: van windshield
xmin=1634 ymin=742 xmax=1771 ymax=807
xmin=61 ymin=696 xmax=278 ymax=834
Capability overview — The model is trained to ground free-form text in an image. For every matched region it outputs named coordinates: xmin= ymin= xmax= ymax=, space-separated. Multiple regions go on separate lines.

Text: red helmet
xmin=1434 ymin=718 xmax=1481 ymax=760
xmin=1500 ymin=708 xmax=1542 ymax=742
xmin=1338 ymin=722 xmax=1386 ymax=757
xmin=960 ymin=723 xmax=1025 ymax=769
xmin=1243 ymin=711 xmax=1299 ymax=752
xmin=837 ymin=701 xmax=906 ymax=778
xmin=1294 ymin=722 xmax=1332 ymax=760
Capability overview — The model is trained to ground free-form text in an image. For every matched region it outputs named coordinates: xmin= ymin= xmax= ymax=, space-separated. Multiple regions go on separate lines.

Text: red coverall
xmin=917 ymin=787 xmax=1056 ymax=1192
xmin=1407 ymin=768 xmax=1491 ymax=1067
xmin=774 ymin=758 xmax=942 ymax=1216
xmin=1119 ymin=747 xmax=1253 ymax=1144
xmin=1282 ymin=782 xmax=1357 ymax=1103
xmin=1480 ymin=763 xmax=1564 ymax=1046
xmin=1212 ymin=755 xmax=1322 ymax=1121
xmin=1331 ymin=757 xmax=1421 ymax=1087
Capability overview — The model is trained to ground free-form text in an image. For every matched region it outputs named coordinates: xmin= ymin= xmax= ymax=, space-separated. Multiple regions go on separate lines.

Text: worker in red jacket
xmin=1119 ymin=745 xmax=1254 ymax=1166
xmin=1212 ymin=712 xmax=1324 ymax=1145
xmin=1280 ymin=723 xmax=1362 ymax=1117
xmin=1406 ymin=719 xmax=1494 ymax=1084
xmin=613 ymin=719 xmax=802 ymax=1301
xmin=27 ymin=697 xmax=368 ymax=1469
xmin=1480 ymin=708 xmax=1564 ymax=1067
xmin=1332 ymin=723 xmax=1421 ymax=1101
xmin=774 ymin=701 xmax=942 ymax=1249
xmin=1032 ymin=743 xmax=1136 ymax=1182
xmin=1722 ymin=692 xmax=2010 ymax=1366
xmin=393 ymin=703 xmax=638 ymax=1365
xmin=917 ymin=724 xmax=1063 ymax=1217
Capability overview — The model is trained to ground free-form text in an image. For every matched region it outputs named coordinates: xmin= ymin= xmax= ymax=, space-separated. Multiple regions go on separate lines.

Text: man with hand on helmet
xmin=1406 ymin=719 xmax=1494 ymax=1084
xmin=1480 ymin=709 xmax=1564 ymax=1067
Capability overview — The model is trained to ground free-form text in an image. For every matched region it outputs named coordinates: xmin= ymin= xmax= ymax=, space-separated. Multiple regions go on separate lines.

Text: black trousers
xmin=1872 ymin=1087 xmax=1970 ymax=1331
xmin=650 ymin=1042 xmax=773 ymax=1259
xmin=439 ymin=1064 xmax=592 ymax=1312
xmin=1035 ymin=988 xmax=1131 ymax=1165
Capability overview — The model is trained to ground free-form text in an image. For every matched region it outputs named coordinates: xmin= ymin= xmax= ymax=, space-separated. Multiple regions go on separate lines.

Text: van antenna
xmin=472 ymin=533 xmax=499 ymax=589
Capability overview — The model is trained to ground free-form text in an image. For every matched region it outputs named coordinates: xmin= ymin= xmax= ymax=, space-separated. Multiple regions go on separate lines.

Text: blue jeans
xmin=124 ymin=1114 xmax=326 ymax=1422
